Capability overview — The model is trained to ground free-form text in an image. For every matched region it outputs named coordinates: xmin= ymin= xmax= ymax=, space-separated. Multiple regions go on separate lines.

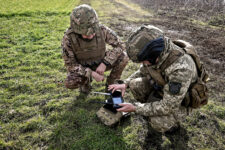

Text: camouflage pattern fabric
xmin=126 ymin=25 xmax=164 ymax=62
xmin=96 ymin=107 xmax=123 ymax=126
xmin=62 ymin=24 xmax=128 ymax=91
xmin=105 ymin=51 xmax=129 ymax=85
xmin=64 ymin=72 xmax=87 ymax=89
xmin=125 ymin=29 xmax=198 ymax=137
xmin=70 ymin=4 xmax=99 ymax=36
xmin=124 ymin=25 xmax=197 ymax=149
xmin=129 ymin=77 xmax=153 ymax=103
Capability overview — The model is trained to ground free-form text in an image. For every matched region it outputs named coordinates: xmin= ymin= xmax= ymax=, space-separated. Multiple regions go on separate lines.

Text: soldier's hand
xmin=108 ymin=84 xmax=126 ymax=96
xmin=96 ymin=63 xmax=106 ymax=75
xmin=117 ymin=103 xmax=136 ymax=112
xmin=92 ymin=71 xmax=104 ymax=82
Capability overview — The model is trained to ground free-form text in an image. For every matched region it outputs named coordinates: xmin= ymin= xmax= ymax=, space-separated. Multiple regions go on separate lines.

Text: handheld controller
xmin=91 ymin=91 xmax=124 ymax=113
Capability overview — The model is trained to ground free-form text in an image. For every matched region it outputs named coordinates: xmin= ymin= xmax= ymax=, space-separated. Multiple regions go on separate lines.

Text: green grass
xmin=0 ymin=0 xmax=80 ymax=15
xmin=0 ymin=0 xmax=224 ymax=150
xmin=0 ymin=0 xmax=141 ymax=149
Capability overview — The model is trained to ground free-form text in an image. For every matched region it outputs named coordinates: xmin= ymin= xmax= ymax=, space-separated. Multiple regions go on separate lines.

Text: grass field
xmin=0 ymin=0 xmax=142 ymax=149
xmin=0 ymin=0 xmax=224 ymax=150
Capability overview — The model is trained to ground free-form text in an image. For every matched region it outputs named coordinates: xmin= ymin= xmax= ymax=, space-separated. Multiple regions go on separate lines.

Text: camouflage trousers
xmin=126 ymin=77 xmax=187 ymax=148
xmin=65 ymin=52 xmax=129 ymax=93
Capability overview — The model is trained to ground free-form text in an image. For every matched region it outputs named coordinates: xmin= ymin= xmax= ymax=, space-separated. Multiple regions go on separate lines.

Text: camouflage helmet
xmin=70 ymin=4 xmax=99 ymax=35
xmin=126 ymin=25 xmax=164 ymax=62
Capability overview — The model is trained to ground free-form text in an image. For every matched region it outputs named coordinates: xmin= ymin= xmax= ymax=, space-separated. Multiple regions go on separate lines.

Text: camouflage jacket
xmin=62 ymin=24 xmax=125 ymax=78
xmin=125 ymin=37 xmax=198 ymax=117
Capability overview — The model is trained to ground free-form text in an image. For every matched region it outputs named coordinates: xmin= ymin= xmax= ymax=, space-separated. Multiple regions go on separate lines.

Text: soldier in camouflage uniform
xmin=62 ymin=4 xmax=128 ymax=94
xmin=108 ymin=25 xmax=198 ymax=148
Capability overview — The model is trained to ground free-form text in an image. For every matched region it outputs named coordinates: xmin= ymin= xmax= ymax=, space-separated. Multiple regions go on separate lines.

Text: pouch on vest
xmin=173 ymin=40 xmax=209 ymax=108
xmin=68 ymin=28 xmax=106 ymax=66
xmin=189 ymin=79 xmax=208 ymax=108
xmin=149 ymin=39 xmax=209 ymax=109
xmin=96 ymin=107 xmax=123 ymax=126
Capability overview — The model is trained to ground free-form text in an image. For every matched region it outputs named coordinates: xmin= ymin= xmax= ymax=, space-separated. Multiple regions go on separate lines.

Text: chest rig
xmin=69 ymin=27 xmax=106 ymax=67
xmin=146 ymin=40 xmax=209 ymax=108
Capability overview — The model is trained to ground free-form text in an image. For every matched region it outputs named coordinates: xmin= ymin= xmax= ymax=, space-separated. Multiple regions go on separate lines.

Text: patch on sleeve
xmin=169 ymin=82 xmax=182 ymax=95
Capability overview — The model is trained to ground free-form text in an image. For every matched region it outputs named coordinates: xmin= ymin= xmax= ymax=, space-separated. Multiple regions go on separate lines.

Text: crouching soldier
xmin=62 ymin=4 xmax=128 ymax=95
xmin=108 ymin=25 xmax=208 ymax=149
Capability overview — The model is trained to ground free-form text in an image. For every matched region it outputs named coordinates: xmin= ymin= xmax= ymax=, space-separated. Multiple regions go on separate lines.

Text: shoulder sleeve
xmin=134 ymin=55 xmax=196 ymax=116
xmin=100 ymin=24 xmax=125 ymax=65
xmin=62 ymin=29 xmax=92 ymax=78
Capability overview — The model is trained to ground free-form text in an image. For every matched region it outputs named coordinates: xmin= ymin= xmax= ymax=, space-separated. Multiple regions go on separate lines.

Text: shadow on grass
xmin=48 ymin=92 xmax=190 ymax=150
xmin=48 ymin=95 xmax=129 ymax=150
xmin=145 ymin=126 xmax=189 ymax=150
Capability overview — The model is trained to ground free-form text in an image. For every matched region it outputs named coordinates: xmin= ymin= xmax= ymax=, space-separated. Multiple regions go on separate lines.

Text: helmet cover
xmin=70 ymin=4 xmax=99 ymax=35
xmin=126 ymin=25 xmax=164 ymax=62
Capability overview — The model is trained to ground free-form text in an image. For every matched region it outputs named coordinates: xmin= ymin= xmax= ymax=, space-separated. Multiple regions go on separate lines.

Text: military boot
xmin=77 ymin=83 xmax=92 ymax=100
xmin=80 ymin=83 xmax=92 ymax=94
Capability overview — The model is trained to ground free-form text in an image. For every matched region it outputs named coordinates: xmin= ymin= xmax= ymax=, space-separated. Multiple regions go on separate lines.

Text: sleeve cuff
xmin=133 ymin=102 xmax=145 ymax=114
xmin=103 ymin=57 xmax=115 ymax=65
xmin=124 ymin=80 xmax=130 ymax=89
xmin=102 ymin=59 xmax=111 ymax=67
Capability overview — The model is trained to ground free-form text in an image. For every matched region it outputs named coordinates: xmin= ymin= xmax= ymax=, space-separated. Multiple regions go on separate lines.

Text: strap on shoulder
xmin=146 ymin=50 xmax=183 ymax=87
xmin=160 ymin=50 xmax=183 ymax=71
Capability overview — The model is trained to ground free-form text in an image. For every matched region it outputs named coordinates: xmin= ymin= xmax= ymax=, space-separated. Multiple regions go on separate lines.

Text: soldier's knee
xmin=129 ymin=79 xmax=139 ymax=91
xmin=64 ymin=74 xmax=85 ymax=89
xmin=115 ymin=52 xmax=129 ymax=67
xmin=119 ymin=52 xmax=129 ymax=66
xmin=149 ymin=115 xmax=178 ymax=133
xmin=65 ymin=79 xmax=80 ymax=89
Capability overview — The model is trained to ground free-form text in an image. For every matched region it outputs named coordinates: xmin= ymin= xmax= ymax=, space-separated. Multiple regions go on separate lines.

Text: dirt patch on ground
xmin=138 ymin=0 xmax=225 ymax=104
xmin=102 ymin=0 xmax=225 ymax=149
xmin=107 ymin=0 xmax=225 ymax=104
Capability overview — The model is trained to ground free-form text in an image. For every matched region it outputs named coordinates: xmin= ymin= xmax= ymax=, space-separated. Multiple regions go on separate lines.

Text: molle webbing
xmin=146 ymin=68 xmax=166 ymax=86
xmin=160 ymin=50 xmax=184 ymax=71
xmin=147 ymin=39 xmax=208 ymax=108
xmin=69 ymin=27 xmax=106 ymax=66
xmin=146 ymin=50 xmax=183 ymax=87
xmin=172 ymin=40 xmax=209 ymax=108
xmin=173 ymin=40 xmax=209 ymax=82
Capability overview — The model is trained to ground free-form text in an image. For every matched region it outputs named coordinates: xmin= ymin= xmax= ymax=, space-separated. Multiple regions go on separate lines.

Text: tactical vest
xmin=147 ymin=40 xmax=209 ymax=108
xmin=68 ymin=27 xmax=106 ymax=67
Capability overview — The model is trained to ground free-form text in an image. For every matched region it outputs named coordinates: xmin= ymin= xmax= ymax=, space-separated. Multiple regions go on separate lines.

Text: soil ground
xmin=0 ymin=0 xmax=224 ymax=149
xmin=108 ymin=0 xmax=225 ymax=104
xmin=102 ymin=0 xmax=225 ymax=149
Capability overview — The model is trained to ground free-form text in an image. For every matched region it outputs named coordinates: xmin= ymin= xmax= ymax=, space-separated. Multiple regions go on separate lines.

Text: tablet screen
xmin=112 ymin=97 xmax=123 ymax=104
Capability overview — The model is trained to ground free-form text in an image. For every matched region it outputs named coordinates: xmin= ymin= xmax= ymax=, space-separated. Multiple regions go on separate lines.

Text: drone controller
xmin=103 ymin=91 xmax=124 ymax=113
